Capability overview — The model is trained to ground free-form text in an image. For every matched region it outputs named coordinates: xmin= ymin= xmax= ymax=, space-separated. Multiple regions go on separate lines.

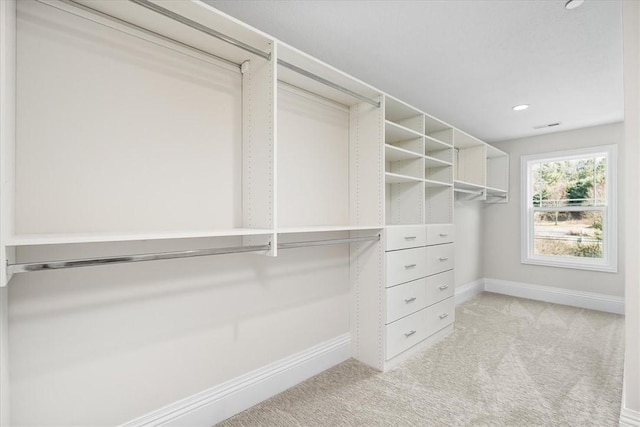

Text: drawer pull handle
xmin=439 ymin=284 xmax=449 ymax=290
xmin=439 ymin=233 xmax=449 ymax=237
xmin=404 ymin=236 xmax=417 ymax=240
xmin=404 ymin=297 xmax=417 ymax=303
xmin=438 ymin=257 xmax=449 ymax=261
xmin=404 ymin=264 xmax=417 ymax=269
xmin=404 ymin=330 xmax=417 ymax=337
xmin=439 ymin=313 xmax=449 ymax=320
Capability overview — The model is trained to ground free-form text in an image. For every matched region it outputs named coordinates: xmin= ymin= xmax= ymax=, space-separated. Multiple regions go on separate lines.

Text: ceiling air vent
xmin=533 ymin=122 xmax=561 ymax=130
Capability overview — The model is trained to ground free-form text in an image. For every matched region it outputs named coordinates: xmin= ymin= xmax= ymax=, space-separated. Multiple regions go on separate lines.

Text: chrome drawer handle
xmin=438 ymin=257 xmax=449 ymax=261
xmin=404 ymin=297 xmax=417 ymax=303
xmin=439 ymin=284 xmax=449 ymax=290
xmin=404 ymin=330 xmax=417 ymax=337
xmin=439 ymin=313 xmax=449 ymax=320
xmin=439 ymin=233 xmax=448 ymax=237
xmin=404 ymin=236 xmax=417 ymax=240
xmin=404 ymin=264 xmax=417 ymax=269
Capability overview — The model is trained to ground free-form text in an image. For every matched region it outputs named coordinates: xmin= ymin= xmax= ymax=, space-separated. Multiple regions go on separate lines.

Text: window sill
xmin=521 ymin=257 xmax=617 ymax=273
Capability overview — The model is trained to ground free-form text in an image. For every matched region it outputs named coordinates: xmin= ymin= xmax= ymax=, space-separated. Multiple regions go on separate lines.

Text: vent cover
xmin=533 ymin=122 xmax=561 ymax=130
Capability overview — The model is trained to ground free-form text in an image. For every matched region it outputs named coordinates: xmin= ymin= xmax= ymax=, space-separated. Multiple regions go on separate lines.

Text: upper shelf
xmin=454 ymin=129 xmax=485 ymax=149
xmin=7 ymin=229 xmax=275 ymax=247
xmin=68 ymin=0 xmax=275 ymax=66
xmin=277 ymin=43 xmax=382 ymax=107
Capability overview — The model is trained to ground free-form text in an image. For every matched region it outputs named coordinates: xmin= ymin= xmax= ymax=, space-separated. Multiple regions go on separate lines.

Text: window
xmin=521 ymin=145 xmax=617 ymax=272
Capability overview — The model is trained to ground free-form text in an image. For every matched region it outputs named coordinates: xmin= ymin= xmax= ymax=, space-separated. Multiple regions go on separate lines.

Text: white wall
xmin=622 ymin=0 xmax=640 ymax=420
xmin=484 ymin=123 xmax=625 ymax=297
xmin=454 ymin=200 xmax=484 ymax=287
xmin=8 ymin=237 xmax=351 ymax=425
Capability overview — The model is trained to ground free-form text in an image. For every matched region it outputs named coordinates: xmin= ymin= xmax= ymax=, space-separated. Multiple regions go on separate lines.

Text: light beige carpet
xmin=218 ymin=292 xmax=625 ymax=426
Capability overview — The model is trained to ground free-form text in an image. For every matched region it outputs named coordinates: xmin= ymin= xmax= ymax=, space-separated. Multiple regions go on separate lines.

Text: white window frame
xmin=521 ymin=145 xmax=617 ymax=272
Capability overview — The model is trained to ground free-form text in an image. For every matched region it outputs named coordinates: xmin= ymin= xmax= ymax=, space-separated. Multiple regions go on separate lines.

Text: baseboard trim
xmin=484 ymin=278 xmax=625 ymax=315
xmin=455 ymin=279 xmax=485 ymax=306
xmin=620 ymin=407 xmax=640 ymax=426
xmin=121 ymin=334 xmax=351 ymax=427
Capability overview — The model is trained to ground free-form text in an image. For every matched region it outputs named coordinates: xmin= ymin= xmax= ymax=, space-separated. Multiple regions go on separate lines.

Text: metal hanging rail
xmin=6 ymin=235 xmax=380 ymax=275
xmin=47 ymin=0 xmax=240 ymax=69
xmin=277 ymin=60 xmax=380 ymax=108
xmin=128 ymin=0 xmax=272 ymax=61
xmin=127 ymin=0 xmax=380 ymax=108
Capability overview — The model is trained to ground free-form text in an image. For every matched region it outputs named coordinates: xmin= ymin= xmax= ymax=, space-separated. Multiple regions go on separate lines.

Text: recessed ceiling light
xmin=565 ymin=0 xmax=584 ymax=10
xmin=512 ymin=104 xmax=529 ymax=111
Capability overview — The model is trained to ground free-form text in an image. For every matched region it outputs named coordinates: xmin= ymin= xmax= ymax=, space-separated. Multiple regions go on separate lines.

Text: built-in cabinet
xmin=0 ymin=0 xmax=509 ymax=422
xmin=384 ymin=225 xmax=455 ymax=364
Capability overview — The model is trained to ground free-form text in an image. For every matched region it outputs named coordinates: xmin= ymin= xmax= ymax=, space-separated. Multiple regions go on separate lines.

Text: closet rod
xmin=127 ymin=0 xmax=380 ymax=108
xmin=454 ymin=188 xmax=484 ymax=196
xmin=277 ymin=60 xmax=381 ymax=108
xmin=128 ymin=0 xmax=272 ymax=61
xmin=49 ymin=0 xmax=239 ymax=69
xmin=6 ymin=235 xmax=380 ymax=275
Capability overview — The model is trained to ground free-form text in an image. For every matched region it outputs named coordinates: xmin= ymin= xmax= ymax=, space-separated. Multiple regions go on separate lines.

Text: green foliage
xmin=566 ymin=180 xmax=592 ymax=205
xmin=573 ymin=242 xmax=603 ymax=258
xmin=533 ymin=156 xmax=605 ymax=206
xmin=532 ymin=188 xmax=548 ymax=207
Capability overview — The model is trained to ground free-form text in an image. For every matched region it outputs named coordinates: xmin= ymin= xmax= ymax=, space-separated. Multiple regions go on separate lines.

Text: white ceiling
xmin=204 ymin=0 xmax=623 ymax=144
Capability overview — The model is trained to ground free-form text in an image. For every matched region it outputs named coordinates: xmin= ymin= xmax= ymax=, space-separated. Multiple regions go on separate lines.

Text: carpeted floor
xmin=218 ymin=292 xmax=625 ymax=426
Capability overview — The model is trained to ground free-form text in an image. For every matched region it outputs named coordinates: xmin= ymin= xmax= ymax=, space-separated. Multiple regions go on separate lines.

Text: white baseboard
xmin=455 ymin=279 xmax=485 ymax=306
xmin=484 ymin=278 xmax=625 ymax=315
xmin=620 ymin=407 xmax=640 ymax=426
xmin=121 ymin=334 xmax=351 ymax=427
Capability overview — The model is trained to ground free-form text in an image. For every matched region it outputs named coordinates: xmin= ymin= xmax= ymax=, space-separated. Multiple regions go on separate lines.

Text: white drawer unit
xmin=386 ymin=247 xmax=427 ymax=287
xmin=425 ymin=270 xmax=455 ymax=306
xmin=426 ymin=224 xmax=455 ymax=245
xmin=386 ymin=278 xmax=427 ymax=324
xmin=385 ymin=225 xmax=427 ymax=251
xmin=383 ymin=224 xmax=456 ymax=365
xmin=426 ymin=243 xmax=454 ymax=275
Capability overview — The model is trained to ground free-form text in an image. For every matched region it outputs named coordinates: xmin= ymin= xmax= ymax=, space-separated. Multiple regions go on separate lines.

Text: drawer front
xmin=426 ymin=224 xmax=455 ymax=245
xmin=425 ymin=270 xmax=455 ymax=306
xmin=385 ymin=226 xmax=426 ymax=251
xmin=386 ymin=247 xmax=427 ymax=287
xmin=386 ymin=309 xmax=428 ymax=360
xmin=426 ymin=243 xmax=454 ymax=275
xmin=425 ymin=297 xmax=455 ymax=337
xmin=386 ymin=278 xmax=427 ymax=324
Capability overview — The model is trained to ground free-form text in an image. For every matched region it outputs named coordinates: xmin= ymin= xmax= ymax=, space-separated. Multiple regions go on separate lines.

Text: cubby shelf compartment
xmin=425 ymin=156 xmax=452 ymax=168
xmin=385 ymin=121 xmax=423 ymax=144
xmin=425 ymin=179 xmax=453 ymax=188
xmin=385 ymin=144 xmax=423 ymax=162
xmin=385 ymin=172 xmax=423 ymax=184
xmin=425 ymin=114 xmax=453 ymax=145
xmin=384 ymin=96 xmax=423 ymax=134
xmin=425 ymin=135 xmax=452 ymax=150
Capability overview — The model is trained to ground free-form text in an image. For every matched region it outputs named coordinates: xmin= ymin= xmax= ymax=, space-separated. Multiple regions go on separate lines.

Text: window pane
xmin=531 ymin=156 xmax=606 ymax=208
xmin=533 ymin=210 xmax=603 ymax=259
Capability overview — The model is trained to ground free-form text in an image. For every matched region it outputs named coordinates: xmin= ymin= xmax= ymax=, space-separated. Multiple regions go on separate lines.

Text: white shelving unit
xmin=453 ymin=129 xmax=509 ymax=203
xmin=0 ymin=2 xmax=509 ymax=411
xmin=383 ymin=97 xmax=454 ymax=227
xmin=486 ymin=145 xmax=509 ymax=203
